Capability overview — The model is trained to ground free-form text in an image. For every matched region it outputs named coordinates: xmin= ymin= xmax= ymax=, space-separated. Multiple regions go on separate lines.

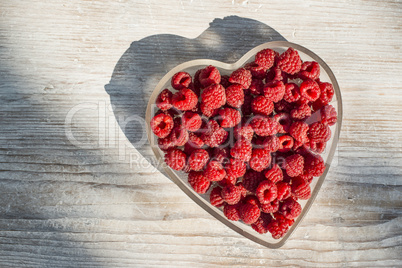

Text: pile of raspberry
xmin=150 ymin=47 xmax=337 ymax=239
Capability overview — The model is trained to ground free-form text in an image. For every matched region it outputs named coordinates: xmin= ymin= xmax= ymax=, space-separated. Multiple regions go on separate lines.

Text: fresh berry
xmin=243 ymin=195 xmax=260 ymax=206
xmin=267 ymin=213 xmax=294 ymax=239
xmin=164 ymin=148 xmax=186 ymax=170
xmin=309 ymin=140 xmax=326 ymax=154
xmin=225 ymin=158 xmax=247 ymax=180
xmin=236 ymin=182 xmax=248 ymax=198
xmin=225 ymin=84 xmax=244 ymax=108
xmin=255 ymin=48 xmax=276 ymax=69
xmin=199 ymin=65 xmax=221 ymax=87
xmin=200 ymin=102 xmax=218 ymax=117
xmin=249 ymin=148 xmax=271 ymax=172
xmin=230 ymin=138 xmax=252 ymax=162
xmin=250 ymin=116 xmax=280 ymax=137
xmin=158 ymin=135 xmax=176 ymax=151
xmin=204 ymin=160 xmax=226 ymax=181
xmin=244 ymin=62 xmax=267 ymax=79
xmin=251 ymin=213 xmax=272 ymax=234
xmin=188 ymin=149 xmax=209 ymax=171
xmin=252 ymin=95 xmax=274 ymax=116
xmin=263 ymin=81 xmax=286 ymax=103
xmin=304 ymin=154 xmax=325 ymax=177
xmin=221 ymin=184 xmax=242 ymax=205
xmin=172 ymin=88 xmax=198 ymax=111
xmin=256 ymin=180 xmax=278 ymax=204
xmin=242 ymin=170 xmax=264 ymax=193
xmin=259 ymin=135 xmax=281 ymax=152
xmin=266 ymin=67 xmax=288 ymax=83
xmin=274 ymin=100 xmax=294 ymax=114
xmin=248 ymin=78 xmax=264 ymax=95
xmin=229 ymin=68 xmax=252 ymax=89
xmin=285 ymin=154 xmax=304 ymax=177
xmin=317 ymin=81 xmax=334 ymax=105
xmin=218 ymin=107 xmax=241 ymax=128
xmin=201 ymin=84 xmax=226 ymax=109
xmin=233 ymin=122 xmax=254 ymax=141
xmin=274 ymin=113 xmax=292 ymax=133
xmin=276 ymin=182 xmax=292 ymax=201
xmin=264 ymin=164 xmax=283 ymax=183
xmin=283 ymin=83 xmax=301 ymax=103
xmin=188 ymin=171 xmax=210 ymax=194
xmin=170 ymin=126 xmax=189 ymax=146
xmin=150 ymin=113 xmax=174 ymax=138
xmin=184 ymin=132 xmax=204 ymax=153
xmin=210 ymin=186 xmax=224 ymax=207
xmin=171 ymin=72 xmax=192 ymax=90
xmin=239 ymin=203 xmax=261 ymax=224
xmin=224 ymin=204 xmax=240 ymax=221
xmin=299 ymin=61 xmax=320 ymax=80
xmin=289 ymin=121 xmax=310 ymax=144
xmin=260 ymin=199 xmax=280 ymax=213
xmin=308 ymin=122 xmax=331 ymax=142
xmin=300 ymin=79 xmax=321 ymax=102
xmin=182 ymin=111 xmax=202 ymax=132
xmin=156 ymin=89 xmax=173 ymax=110
xmin=291 ymin=176 xmax=311 ymax=199
xmin=279 ymin=198 xmax=302 ymax=219
xmin=290 ymin=103 xmax=312 ymax=120
xmin=201 ymin=120 xmax=228 ymax=147
xmin=211 ymin=146 xmax=230 ymax=164
xmin=277 ymin=47 xmax=302 ymax=75
xmin=278 ymin=135 xmax=294 ymax=153
xmin=321 ymin=104 xmax=337 ymax=126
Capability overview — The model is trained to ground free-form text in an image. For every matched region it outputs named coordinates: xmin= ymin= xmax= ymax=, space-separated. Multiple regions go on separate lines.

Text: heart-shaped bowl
xmin=145 ymin=41 xmax=342 ymax=248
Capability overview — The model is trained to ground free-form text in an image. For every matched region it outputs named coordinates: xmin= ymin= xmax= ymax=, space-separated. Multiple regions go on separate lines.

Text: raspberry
xmin=184 ymin=132 xmax=204 ymax=154
xmin=201 ymin=120 xmax=228 ymax=147
xmin=289 ymin=121 xmax=309 ymax=144
xmin=290 ymin=103 xmax=312 ymax=120
xmin=283 ymin=83 xmax=301 ymax=103
xmin=309 ymin=140 xmax=326 ymax=154
xmin=251 ymin=95 xmax=274 ymax=116
xmin=274 ymin=100 xmax=294 ymax=114
xmin=277 ymin=47 xmax=302 ymax=75
xmin=199 ymin=65 xmax=221 ymax=87
xmin=263 ymin=81 xmax=286 ymax=103
xmin=224 ymin=204 xmax=240 ymax=221
xmin=308 ymin=122 xmax=331 ymax=142
xmin=201 ymin=84 xmax=226 ymax=109
xmin=233 ymin=122 xmax=254 ymax=141
xmin=300 ymin=79 xmax=321 ymax=102
xmin=247 ymin=78 xmax=264 ymax=95
xmin=225 ymin=84 xmax=244 ymax=108
xmin=321 ymin=104 xmax=337 ymax=126
xmin=260 ymin=199 xmax=280 ymax=213
xmin=229 ymin=68 xmax=252 ymax=89
xmin=156 ymin=88 xmax=173 ymax=111
xmin=239 ymin=203 xmax=260 ymax=224
xmin=164 ymin=148 xmax=186 ymax=171
xmin=291 ymin=176 xmax=311 ymax=199
xmin=244 ymin=62 xmax=267 ymax=79
xmin=266 ymin=67 xmax=288 ymax=83
xmin=304 ymin=154 xmax=325 ymax=177
xmin=204 ymin=160 xmax=226 ymax=182
xmin=181 ymin=111 xmax=202 ymax=132
xmin=220 ymin=75 xmax=231 ymax=88
xmin=158 ymin=135 xmax=176 ymax=151
xmin=225 ymin=158 xmax=247 ymax=180
xmin=172 ymin=88 xmax=198 ymax=111
xmin=210 ymin=186 xmax=224 ymax=207
xmin=297 ymin=171 xmax=314 ymax=184
xmin=255 ymin=48 xmax=276 ymax=69
xmin=221 ymin=184 xmax=242 ymax=205
xmin=256 ymin=180 xmax=278 ymax=204
xmin=250 ymin=116 xmax=280 ymax=137
xmin=317 ymin=81 xmax=334 ymax=105
xmin=242 ymin=169 xmax=263 ymax=191
xmin=285 ymin=154 xmax=304 ymax=177
xmin=193 ymin=69 xmax=203 ymax=90
xmin=188 ymin=149 xmax=209 ymax=171
xmin=218 ymin=107 xmax=241 ymax=128
xmin=200 ymin=102 xmax=218 ymax=118
xmin=267 ymin=213 xmax=294 ymax=239
xmin=171 ymin=71 xmax=192 ymax=90
xmin=278 ymin=135 xmax=294 ymax=153
xmin=188 ymin=171 xmax=210 ymax=194
xmin=211 ymin=146 xmax=230 ymax=164
xmin=251 ymin=213 xmax=272 ymax=234
xmin=264 ymin=164 xmax=283 ymax=183
xmin=279 ymin=197 xmax=302 ymax=219
xmin=243 ymin=195 xmax=260 ymax=206
xmin=150 ymin=113 xmax=174 ymax=138
xmin=241 ymin=94 xmax=253 ymax=116
xmin=230 ymin=138 xmax=252 ymax=162
xmin=170 ymin=126 xmax=189 ymax=146
xmin=249 ymin=148 xmax=271 ymax=172
xmin=276 ymin=182 xmax=292 ymax=201
xmin=236 ymin=182 xmax=248 ymax=198
xmin=257 ymin=135 xmax=280 ymax=152
xmin=218 ymin=175 xmax=237 ymax=187
xmin=298 ymin=61 xmax=320 ymax=80
xmin=274 ymin=113 xmax=292 ymax=133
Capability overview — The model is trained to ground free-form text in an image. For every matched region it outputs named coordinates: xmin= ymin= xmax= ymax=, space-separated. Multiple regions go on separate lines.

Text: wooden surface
xmin=0 ymin=0 xmax=401 ymax=267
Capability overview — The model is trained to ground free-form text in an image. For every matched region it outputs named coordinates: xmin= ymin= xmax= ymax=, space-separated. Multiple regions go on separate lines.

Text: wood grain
xmin=0 ymin=0 xmax=401 ymax=267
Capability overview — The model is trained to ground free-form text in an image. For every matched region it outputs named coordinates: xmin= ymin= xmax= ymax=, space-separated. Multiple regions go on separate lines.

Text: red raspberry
xmin=236 ymin=182 xmax=248 ymax=198
xmin=256 ymin=135 xmax=280 ymax=152
xmin=158 ymin=135 xmax=176 ymax=151
xmin=164 ymin=148 xmax=186 ymax=171
xmin=230 ymin=138 xmax=252 ymax=162
xmin=243 ymin=195 xmax=260 ymax=206
xmin=201 ymin=84 xmax=226 ymax=110
xmin=304 ymin=154 xmax=325 ymax=177
xmin=200 ymin=102 xmax=218 ymax=118
xmin=251 ymin=95 xmax=274 ymax=116
xmin=244 ymin=62 xmax=267 ymax=79
xmin=251 ymin=213 xmax=272 ymax=234
xmin=233 ymin=122 xmax=254 ymax=141
xmin=225 ymin=158 xmax=247 ymax=180
xmin=218 ymin=107 xmax=241 ymax=128
xmin=278 ymin=135 xmax=294 ymax=153
xmin=225 ymin=84 xmax=244 ymax=108
xmin=204 ymin=160 xmax=226 ymax=182
xmin=172 ymin=88 xmax=198 ymax=111
xmin=210 ymin=186 xmax=224 ymax=207
xmin=242 ymin=170 xmax=264 ymax=193
xmin=279 ymin=197 xmax=302 ymax=219
xmin=256 ymin=180 xmax=278 ymax=204
xmin=285 ymin=154 xmax=304 ymax=177
xmin=211 ymin=146 xmax=230 ymax=164
xmin=156 ymin=88 xmax=173 ymax=111
xmin=267 ymin=213 xmax=294 ymax=239
xmin=297 ymin=172 xmax=314 ymax=184
xmin=264 ymin=164 xmax=283 ymax=183
xmin=247 ymin=78 xmax=264 ymax=95
xmin=171 ymin=71 xmax=192 ymax=90
xmin=182 ymin=111 xmax=202 ymax=132
xmin=266 ymin=67 xmax=288 ymax=83
xmin=289 ymin=121 xmax=309 ymax=144
xmin=263 ymin=81 xmax=286 ymax=103
xmin=193 ymin=69 xmax=203 ymax=91
xmin=218 ymin=175 xmax=237 ymax=187
xmin=188 ymin=171 xmax=210 ymax=194
xmin=249 ymin=148 xmax=271 ymax=172
xmin=221 ymin=184 xmax=241 ymax=205
xmin=199 ymin=65 xmax=221 ymax=87
xmin=277 ymin=47 xmax=302 ymax=75
xmin=300 ymin=79 xmax=321 ymax=102
xmin=274 ymin=100 xmax=294 ymax=114
xmin=308 ymin=122 xmax=331 ymax=142
xmin=298 ymin=61 xmax=320 ymax=80
xmin=188 ymin=149 xmax=209 ymax=171
xmin=309 ymin=140 xmax=326 ymax=154
xmin=250 ymin=116 xmax=280 ymax=137
xmin=276 ymin=182 xmax=292 ymax=201
xmin=321 ymin=104 xmax=337 ymax=126
xmin=220 ymin=75 xmax=231 ymax=88
xmin=241 ymin=94 xmax=253 ymax=116
xmin=274 ymin=113 xmax=292 ymax=133
xmin=150 ymin=113 xmax=174 ymax=138
xmin=283 ymin=83 xmax=301 ymax=103
xmin=223 ymin=204 xmax=240 ymax=221
xmin=290 ymin=103 xmax=312 ymax=120
xmin=255 ymin=48 xmax=276 ymax=69
xmin=201 ymin=120 xmax=228 ymax=148
xmin=170 ymin=126 xmax=189 ymax=146
xmin=317 ymin=81 xmax=334 ymax=105
xmin=291 ymin=176 xmax=311 ymax=199
xmin=184 ymin=132 xmax=204 ymax=154
xmin=229 ymin=68 xmax=252 ymax=89
xmin=239 ymin=203 xmax=260 ymax=224
xmin=260 ymin=199 xmax=280 ymax=213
